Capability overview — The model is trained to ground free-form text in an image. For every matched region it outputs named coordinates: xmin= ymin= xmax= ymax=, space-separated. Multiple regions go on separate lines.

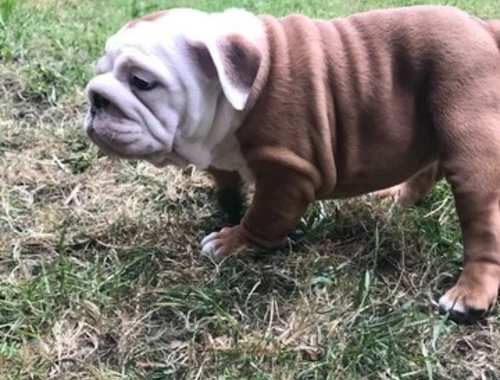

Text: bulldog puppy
xmin=84 ymin=5 xmax=500 ymax=321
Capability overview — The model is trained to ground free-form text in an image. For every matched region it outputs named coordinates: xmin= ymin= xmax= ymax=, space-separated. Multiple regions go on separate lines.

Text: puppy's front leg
xmin=207 ymin=167 xmax=245 ymax=225
xmin=201 ymin=167 xmax=316 ymax=259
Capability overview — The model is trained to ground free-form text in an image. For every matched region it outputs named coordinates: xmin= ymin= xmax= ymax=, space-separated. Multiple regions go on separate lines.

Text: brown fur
xmin=127 ymin=11 xmax=169 ymax=28
xmin=212 ymin=5 xmax=500 ymax=319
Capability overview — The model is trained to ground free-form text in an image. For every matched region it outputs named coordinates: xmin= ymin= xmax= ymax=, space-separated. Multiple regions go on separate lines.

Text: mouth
xmin=86 ymin=121 xmax=130 ymax=159
xmin=87 ymin=118 xmax=189 ymax=168
xmin=85 ymin=105 xmax=152 ymax=160
xmin=147 ymin=153 xmax=190 ymax=168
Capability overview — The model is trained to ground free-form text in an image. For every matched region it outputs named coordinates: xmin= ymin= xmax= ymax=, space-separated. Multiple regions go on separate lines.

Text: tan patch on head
xmin=127 ymin=10 xmax=169 ymax=28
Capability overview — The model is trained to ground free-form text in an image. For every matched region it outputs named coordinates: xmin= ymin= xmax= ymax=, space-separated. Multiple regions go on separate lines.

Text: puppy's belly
xmin=331 ymin=149 xmax=438 ymax=199
xmin=333 ymin=174 xmax=417 ymax=199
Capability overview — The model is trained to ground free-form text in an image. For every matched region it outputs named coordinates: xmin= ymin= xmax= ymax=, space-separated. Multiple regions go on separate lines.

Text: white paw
xmin=438 ymin=294 xmax=466 ymax=315
xmin=200 ymin=227 xmax=244 ymax=259
xmin=200 ymin=231 xmax=224 ymax=256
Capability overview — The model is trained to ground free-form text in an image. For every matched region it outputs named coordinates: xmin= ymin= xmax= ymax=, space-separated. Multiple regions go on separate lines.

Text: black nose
xmin=91 ymin=92 xmax=111 ymax=114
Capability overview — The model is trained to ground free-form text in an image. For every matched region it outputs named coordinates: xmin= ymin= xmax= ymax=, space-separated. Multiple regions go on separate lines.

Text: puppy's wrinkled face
xmin=84 ymin=10 xmax=209 ymax=168
xmin=86 ymin=57 xmax=183 ymax=167
xmin=84 ymin=8 xmax=265 ymax=169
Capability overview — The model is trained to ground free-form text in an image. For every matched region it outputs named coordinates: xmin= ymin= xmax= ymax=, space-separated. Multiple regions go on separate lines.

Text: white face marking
xmin=83 ymin=8 xmax=265 ymax=176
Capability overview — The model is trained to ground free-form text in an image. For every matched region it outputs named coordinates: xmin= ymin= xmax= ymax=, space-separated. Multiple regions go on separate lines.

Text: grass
xmin=1 ymin=0 xmax=500 ymax=378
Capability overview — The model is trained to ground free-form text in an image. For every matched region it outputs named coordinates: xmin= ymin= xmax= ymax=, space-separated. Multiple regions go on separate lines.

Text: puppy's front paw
xmin=438 ymin=285 xmax=496 ymax=322
xmin=200 ymin=226 xmax=245 ymax=260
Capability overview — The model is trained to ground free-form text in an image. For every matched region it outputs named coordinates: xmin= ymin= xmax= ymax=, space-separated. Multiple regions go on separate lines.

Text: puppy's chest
xmin=210 ymin=135 xmax=254 ymax=183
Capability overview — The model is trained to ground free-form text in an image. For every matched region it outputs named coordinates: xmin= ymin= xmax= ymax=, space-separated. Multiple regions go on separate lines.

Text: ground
xmin=1 ymin=0 xmax=500 ymax=379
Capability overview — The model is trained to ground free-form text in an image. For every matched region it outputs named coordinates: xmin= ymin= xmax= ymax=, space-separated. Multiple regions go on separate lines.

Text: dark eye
xmin=131 ymin=75 xmax=157 ymax=91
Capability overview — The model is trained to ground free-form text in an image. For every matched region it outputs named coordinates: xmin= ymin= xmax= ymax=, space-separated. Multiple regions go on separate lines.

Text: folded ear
xmin=188 ymin=33 xmax=263 ymax=111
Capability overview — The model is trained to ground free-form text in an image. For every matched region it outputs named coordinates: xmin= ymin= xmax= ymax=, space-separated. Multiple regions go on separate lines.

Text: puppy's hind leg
xmin=373 ymin=160 xmax=443 ymax=206
xmin=436 ymin=107 xmax=500 ymax=322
